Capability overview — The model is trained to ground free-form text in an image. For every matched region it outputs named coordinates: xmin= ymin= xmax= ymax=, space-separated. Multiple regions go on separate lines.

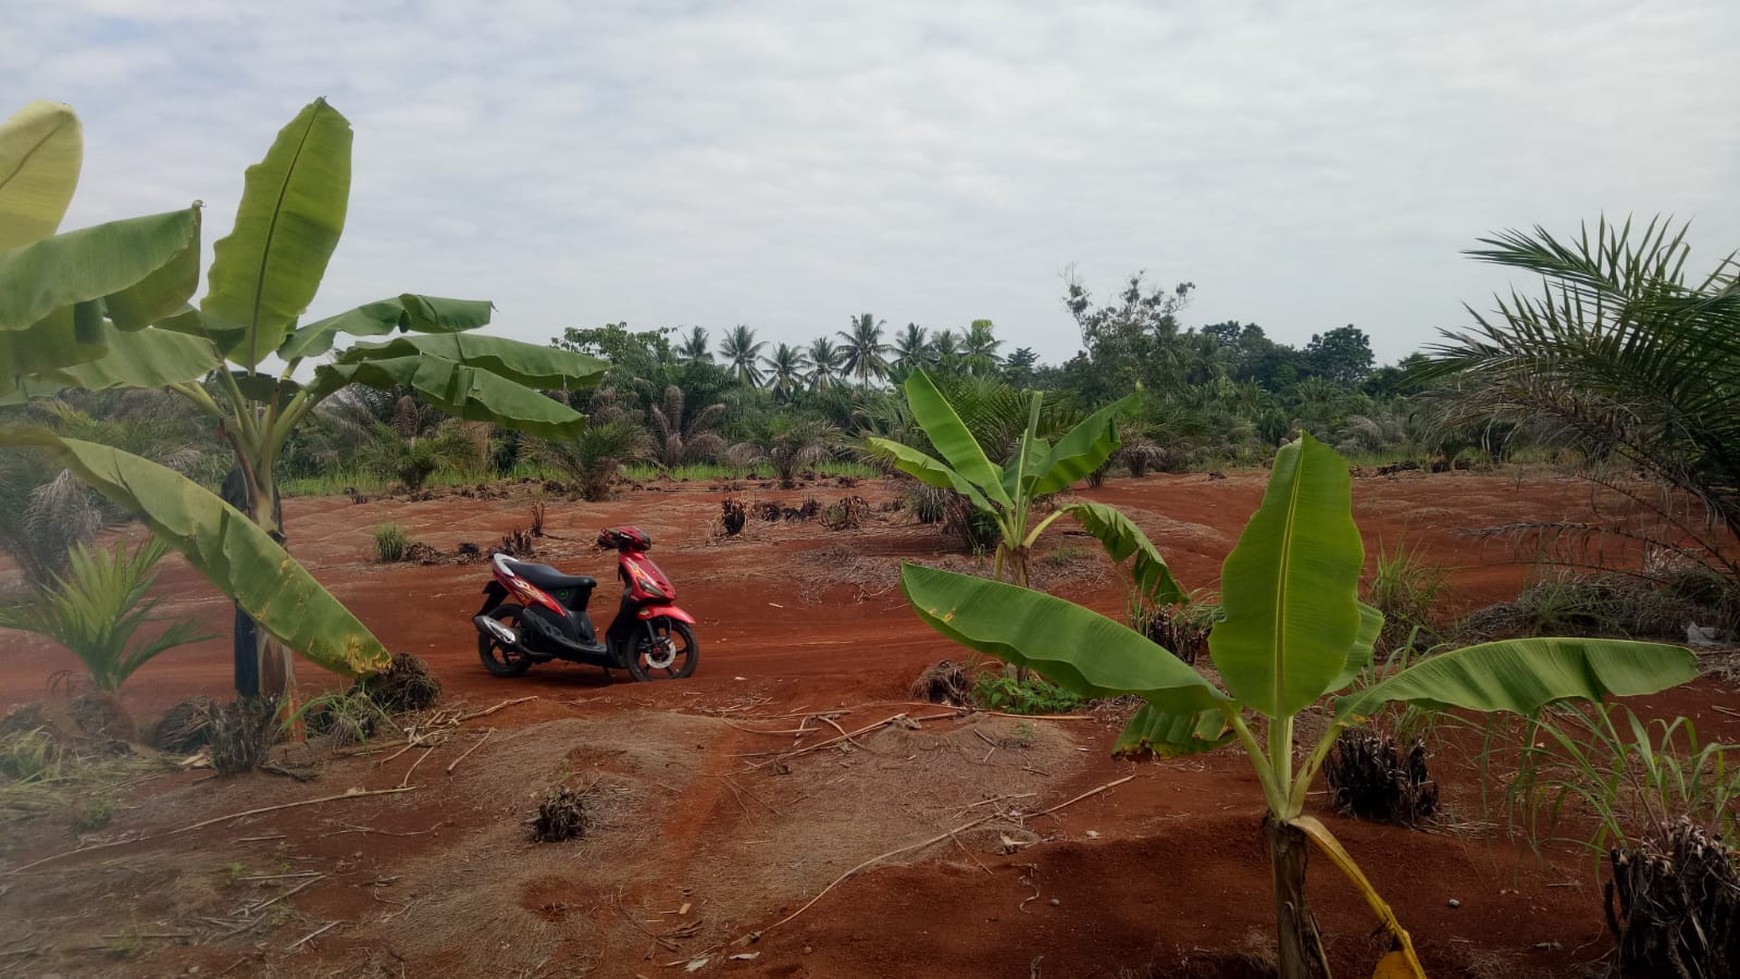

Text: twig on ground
xmin=246 ymin=874 xmax=325 ymax=914
xmin=4 ymin=786 xmax=419 ymax=875
xmin=735 ymin=773 xmax=1136 ymax=944
xmin=286 ymin=921 xmax=339 ymax=951
xmin=260 ymin=763 xmax=318 ymax=783
xmin=457 ymin=696 xmax=539 ymax=722
xmin=400 ymin=746 xmax=436 ymax=788
xmin=446 ymin=728 xmax=494 ymax=775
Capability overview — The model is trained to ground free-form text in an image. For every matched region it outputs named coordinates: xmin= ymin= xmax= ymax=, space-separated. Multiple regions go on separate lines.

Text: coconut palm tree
xmin=838 ymin=313 xmax=889 ymax=385
xmin=930 ymin=328 xmax=963 ymax=371
xmin=719 ymin=324 xmax=766 ymax=388
xmin=892 ymin=322 xmax=931 ymax=371
xmin=962 ymin=319 xmax=1004 ymax=376
xmin=762 ymin=343 xmax=811 ymax=400
xmin=675 ymin=326 xmax=712 ymax=363
xmin=808 ymin=337 xmax=844 ymax=390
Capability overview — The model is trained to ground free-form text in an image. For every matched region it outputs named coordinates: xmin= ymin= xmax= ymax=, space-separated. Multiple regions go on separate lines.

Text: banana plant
xmin=866 ymin=369 xmax=1168 ymax=594
xmin=900 ymin=433 xmax=1697 ymax=979
xmin=0 ymin=98 xmax=605 ymax=699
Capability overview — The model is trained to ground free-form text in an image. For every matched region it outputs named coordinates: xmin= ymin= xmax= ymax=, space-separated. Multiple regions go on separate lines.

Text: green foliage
xmin=373 ymin=524 xmax=409 ymax=563
xmin=1366 ymin=538 xmax=1449 ymax=650
xmin=0 ymin=728 xmax=61 ymax=783
xmin=900 ymin=433 xmax=1696 ymax=977
xmin=1502 ymin=703 xmax=1740 ymax=856
xmin=0 ymin=537 xmax=212 ymax=692
xmin=0 ymin=98 xmax=606 ymax=694
xmin=731 ymin=418 xmax=841 ymax=489
xmin=534 ymin=418 xmax=650 ymax=501
xmin=970 ymin=673 xmax=1083 ymax=715
xmin=1431 ymin=217 xmax=1740 ymax=567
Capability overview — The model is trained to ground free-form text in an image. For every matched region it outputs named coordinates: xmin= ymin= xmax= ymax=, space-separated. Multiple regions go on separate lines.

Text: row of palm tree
xmin=678 ymin=316 xmax=1007 ymax=393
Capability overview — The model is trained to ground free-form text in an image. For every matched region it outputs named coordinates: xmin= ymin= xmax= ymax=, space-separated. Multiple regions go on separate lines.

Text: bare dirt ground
xmin=1 ymin=469 xmax=1735 ymax=978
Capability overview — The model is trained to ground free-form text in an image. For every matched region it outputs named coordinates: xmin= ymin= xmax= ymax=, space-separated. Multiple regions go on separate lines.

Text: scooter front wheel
xmin=478 ymin=604 xmax=534 ymax=677
xmin=626 ymin=620 xmax=698 ymax=681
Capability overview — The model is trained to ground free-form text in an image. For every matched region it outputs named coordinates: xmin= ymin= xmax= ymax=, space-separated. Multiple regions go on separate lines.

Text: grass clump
xmin=373 ymin=523 xmax=410 ymax=563
xmin=532 ymin=785 xmax=589 ymax=843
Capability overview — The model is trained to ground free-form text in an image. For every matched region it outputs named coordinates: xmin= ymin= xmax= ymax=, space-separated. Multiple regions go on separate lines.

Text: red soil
xmin=0 ymin=469 xmax=1732 ymax=978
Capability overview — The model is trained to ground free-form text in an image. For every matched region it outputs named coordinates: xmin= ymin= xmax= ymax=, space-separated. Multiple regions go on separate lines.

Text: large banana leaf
xmin=1328 ymin=601 xmax=1385 ymax=692
xmin=1336 ymin=637 xmax=1696 ymax=722
xmin=1027 ymin=392 xmax=1137 ymax=495
xmin=0 ymin=208 xmax=200 ymax=331
xmin=0 ymin=426 xmax=391 ymax=677
xmin=1208 ymin=434 xmax=1364 ymax=718
xmin=1061 ymin=500 xmax=1186 ymax=605
xmin=900 ymin=563 xmax=1227 ymax=712
xmin=105 ymin=207 xmax=202 ymax=330
xmin=276 ymin=294 xmax=495 ymax=361
xmin=336 ymin=332 xmax=606 ymax=390
xmin=312 ymin=354 xmax=589 ymax=440
xmin=0 ymin=101 xmax=82 ymax=250
xmin=903 ymin=369 xmax=1011 ymax=505
xmin=1113 ymin=703 xmax=1235 ymax=759
xmin=203 ymin=98 xmax=350 ymax=368
xmin=865 ymin=436 xmax=997 ymax=515
xmin=0 ymin=323 xmax=216 ymax=403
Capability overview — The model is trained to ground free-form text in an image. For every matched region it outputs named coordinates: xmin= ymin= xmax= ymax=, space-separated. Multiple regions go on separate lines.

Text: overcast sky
xmin=9 ymin=0 xmax=1737 ymax=367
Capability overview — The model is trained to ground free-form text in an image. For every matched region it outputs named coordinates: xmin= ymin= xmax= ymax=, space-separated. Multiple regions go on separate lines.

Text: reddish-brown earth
xmin=0 ymin=469 xmax=1733 ymax=978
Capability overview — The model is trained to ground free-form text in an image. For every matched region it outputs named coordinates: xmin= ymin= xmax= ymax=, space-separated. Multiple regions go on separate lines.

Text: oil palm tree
xmin=762 ymin=343 xmax=811 ymax=400
xmin=730 ymin=418 xmax=841 ymax=489
xmin=807 ymin=337 xmax=844 ymax=390
xmin=1430 ymin=217 xmax=1740 ymax=554
xmin=719 ymin=324 xmax=765 ymax=388
xmin=892 ymin=322 xmax=931 ymax=371
xmin=647 ymin=384 xmax=727 ymax=467
xmin=675 ymin=326 xmax=712 ymax=363
xmin=838 ymin=313 xmax=889 ymax=385
xmin=962 ymin=319 xmax=1004 ymax=376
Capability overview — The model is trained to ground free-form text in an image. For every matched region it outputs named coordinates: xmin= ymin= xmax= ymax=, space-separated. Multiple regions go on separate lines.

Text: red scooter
xmin=473 ymin=526 xmax=699 ymax=681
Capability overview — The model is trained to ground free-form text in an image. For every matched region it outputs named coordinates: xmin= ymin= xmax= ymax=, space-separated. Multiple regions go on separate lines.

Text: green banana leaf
xmin=336 ymin=332 xmax=606 ymax=390
xmin=0 ymin=427 xmax=392 ymax=677
xmin=0 ymin=100 xmax=82 ymax=250
xmin=276 ymin=294 xmax=495 ymax=361
xmin=312 ymin=354 xmax=590 ymax=440
xmin=1113 ymin=703 xmax=1235 ymax=759
xmin=0 ymin=323 xmax=216 ymax=402
xmin=866 ymin=436 xmax=997 ymax=516
xmin=903 ymin=369 xmax=1011 ymax=506
xmin=1336 ymin=637 xmax=1696 ymax=722
xmin=202 ymin=98 xmax=351 ymax=367
xmin=1060 ymin=500 xmax=1186 ymax=605
xmin=1329 ymin=602 xmax=1386 ymax=692
xmin=1208 ymin=434 xmax=1364 ymax=718
xmin=0 ymin=208 xmax=200 ymax=331
xmin=105 ymin=207 xmax=202 ymax=330
xmin=1027 ymin=393 xmax=1138 ymax=495
xmin=900 ymin=563 xmax=1227 ymax=712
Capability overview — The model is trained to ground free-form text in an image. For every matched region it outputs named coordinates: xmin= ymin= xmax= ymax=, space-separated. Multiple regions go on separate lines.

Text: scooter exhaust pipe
xmin=474 ymin=614 xmax=520 ymax=648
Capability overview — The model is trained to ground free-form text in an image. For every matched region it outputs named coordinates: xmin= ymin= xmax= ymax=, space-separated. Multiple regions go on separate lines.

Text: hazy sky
xmin=9 ymin=0 xmax=1737 ymax=366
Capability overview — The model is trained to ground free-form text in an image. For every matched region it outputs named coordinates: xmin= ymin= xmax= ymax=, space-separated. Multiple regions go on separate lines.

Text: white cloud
xmin=10 ymin=0 xmax=1738 ymax=364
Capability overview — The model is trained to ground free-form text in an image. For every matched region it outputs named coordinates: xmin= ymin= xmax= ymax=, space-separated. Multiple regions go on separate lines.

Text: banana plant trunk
xmin=1268 ymin=815 xmax=1331 ymax=979
xmin=222 ymin=463 xmax=293 ymax=704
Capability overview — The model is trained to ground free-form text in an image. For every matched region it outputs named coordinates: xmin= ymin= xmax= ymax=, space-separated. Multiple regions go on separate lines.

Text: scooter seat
xmin=503 ymin=558 xmax=596 ymax=591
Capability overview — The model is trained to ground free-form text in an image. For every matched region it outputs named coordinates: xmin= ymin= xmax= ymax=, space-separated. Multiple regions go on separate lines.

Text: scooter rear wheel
xmin=626 ymin=620 xmax=698 ymax=681
xmin=479 ymin=604 xmax=534 ymax=677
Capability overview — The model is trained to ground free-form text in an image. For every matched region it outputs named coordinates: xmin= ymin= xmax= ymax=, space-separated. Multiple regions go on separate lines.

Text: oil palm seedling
xmin=0 ymin=537 xmax=212 ymax=694
xmin=731 ymin=418 xmax=840 ymax=489
xmin=532 ymin=418 xmax=650 ymax=501
xmin=900 ymin=434 xmax=1696 ymax=979
xmin=0 ymin=98 xmax=605 ymax=701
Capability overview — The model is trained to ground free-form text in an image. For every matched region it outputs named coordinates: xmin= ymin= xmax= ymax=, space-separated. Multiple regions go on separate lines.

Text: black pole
xmin=221 ymin=467 xmax=260 ymax=698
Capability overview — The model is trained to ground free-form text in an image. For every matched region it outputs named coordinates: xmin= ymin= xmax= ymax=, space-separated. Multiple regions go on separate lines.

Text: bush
xmin=970 ymin=673 xmax=1082 ymax=715
xmin=532 ymin=785 xmax=589 ymax=842
xmin=373 ymin=524 xmax=409 ymax=563
xmin=355 ymin=652 xmax=442 ymax=713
